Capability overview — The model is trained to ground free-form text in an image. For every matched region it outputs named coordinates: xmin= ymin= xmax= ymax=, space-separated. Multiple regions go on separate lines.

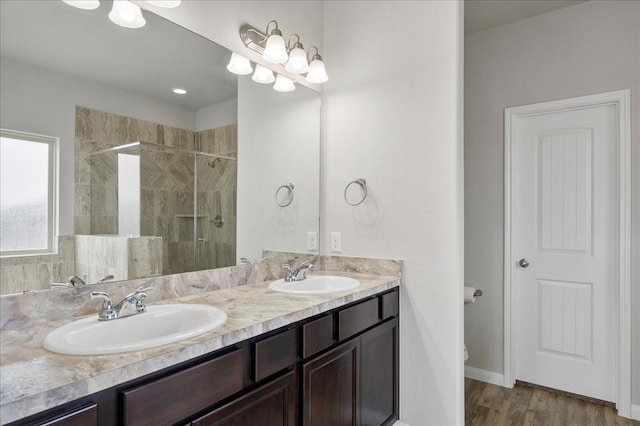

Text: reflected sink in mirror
xmin=268 ymin=276 xmax=360 ymax=295
xmin=43 ymin=304 xmax=226 ymax=355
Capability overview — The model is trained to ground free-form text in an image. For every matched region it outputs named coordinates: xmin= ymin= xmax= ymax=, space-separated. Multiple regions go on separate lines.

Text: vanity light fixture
xmin=62 ymin=1 xmax=182 ymax=28
xmin=285 ymin=35 xmax=309 ymax=74
xmin=252 ymin=64 xmax=276 ymax=84
xmin=237 ymin=21 xmax=328 ymax=84
xmin=305 ymin=46 xmax=329 ymax=83
xmin=226 ymin=53 xmax=253 ymax=75
xmin=172 ymin=88 xmax=187 ymax=95
xmin=62 ymin=0 xmax=100 ymax=10
xmin=261 ymin=21 xmax=289 ymax=64
xmin=108 ymin=0 xmax=146 ymax=28
xmin=273 ymin=74 xmax=295 ymax=92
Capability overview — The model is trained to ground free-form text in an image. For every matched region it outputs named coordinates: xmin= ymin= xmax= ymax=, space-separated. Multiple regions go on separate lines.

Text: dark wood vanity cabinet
xmin=9 ymin=288 xmax=399 ymax=426
xmin=39 ymin=404 xmax=98 ymax=426
xmin=301 ymin=289 xmax=400 ymax=426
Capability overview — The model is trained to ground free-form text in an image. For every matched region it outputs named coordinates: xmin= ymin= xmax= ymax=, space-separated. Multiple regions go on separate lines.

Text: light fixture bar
xmin=239 ymin=24 xmax=268 ymax=54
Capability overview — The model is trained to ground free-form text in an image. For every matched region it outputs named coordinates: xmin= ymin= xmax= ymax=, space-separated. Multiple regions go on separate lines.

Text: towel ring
xmin=275 ymin=182 xmax=295 ymax=207
xmin=344 ymin=178 xmax=367 ymax=206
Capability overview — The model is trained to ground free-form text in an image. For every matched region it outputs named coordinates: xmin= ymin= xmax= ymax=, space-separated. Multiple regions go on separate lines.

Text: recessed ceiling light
xmin=172 ymin=88 xmax=187 ymax=95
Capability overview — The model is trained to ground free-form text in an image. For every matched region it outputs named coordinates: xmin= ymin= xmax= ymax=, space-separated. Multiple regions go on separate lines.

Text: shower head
xmin=207 ymin=158 xmax=222 ymax=168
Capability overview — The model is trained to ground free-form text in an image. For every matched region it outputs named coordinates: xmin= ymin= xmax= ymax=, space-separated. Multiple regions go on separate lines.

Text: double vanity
xmin=0 ymin=256 xmax=401 ymax=425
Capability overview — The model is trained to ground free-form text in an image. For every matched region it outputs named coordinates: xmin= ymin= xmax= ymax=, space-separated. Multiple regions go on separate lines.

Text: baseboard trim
xmin=631 ymin=404 xmax=640 ymax=420
xmin=464 ymin=366 xmax=505 ymax=387
xmin=393 ymin=421 xmax=410 ymax=426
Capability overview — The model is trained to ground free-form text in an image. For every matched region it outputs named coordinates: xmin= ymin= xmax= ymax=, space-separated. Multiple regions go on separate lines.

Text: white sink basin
xmin=43 ymin=304 xmax=226 ymax=355
xmin=269 ymin=275 xmax=360 ymax=295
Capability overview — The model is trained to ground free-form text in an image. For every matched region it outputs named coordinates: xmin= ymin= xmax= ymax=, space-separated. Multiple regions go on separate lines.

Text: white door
xmin=512 ymin=102 xmax=617 ymax=401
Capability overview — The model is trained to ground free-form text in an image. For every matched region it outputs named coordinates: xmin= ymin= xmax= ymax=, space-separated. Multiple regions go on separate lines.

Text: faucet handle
xmin=91 ymin=291 xmax=117 ymax=320
xmin=281 ymin=263 xmax=291 ymax=271
xmin=90 ymin=291 xmax=112 ymax=307
xmin=300 ymin=263 xmax=314 ymax=280
xmin=135 ymin=280 xmax=155 ymax=294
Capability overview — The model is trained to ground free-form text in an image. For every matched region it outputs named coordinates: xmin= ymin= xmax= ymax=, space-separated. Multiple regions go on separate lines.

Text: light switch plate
xmin=307 ymin=231 xmax=318 ymax=251
xmin=330 ymin=232 xmax=342 ymax=252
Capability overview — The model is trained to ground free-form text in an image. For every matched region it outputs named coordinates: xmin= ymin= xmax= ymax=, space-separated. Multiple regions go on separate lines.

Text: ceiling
xmin=0 ymin=1 xmax=237 ymax=110
xmin=464 ymin=0 xmax=588 ymax=35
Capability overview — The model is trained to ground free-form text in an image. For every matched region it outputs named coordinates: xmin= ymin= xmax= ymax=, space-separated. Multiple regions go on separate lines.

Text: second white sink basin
xmin=43 ymin=304 xmax=226 ymax=355
xmin=269 ymin=275 xmax=360 ymax=295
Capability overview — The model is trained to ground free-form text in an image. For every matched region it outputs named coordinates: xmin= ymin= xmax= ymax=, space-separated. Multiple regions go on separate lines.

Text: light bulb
xmin=252 ymin=64 xmax=276 ymax=84
xmin=146 ymin=0 xmax=181 ymax=7
xmin=262 ymin=33 xmax=288 ymax=63
xmin=226 ymin=53 xmax=253 ymax=75
xmin=109 ymin=0 xmax=146 ymax=28
xmin=306 ymin=58 xmax=328 ymax=83
xmin=273 ymin=75 xmax=295 ymax=92
xmin=285 ymin=46 xmax=309 ymax=74
xmin=62 ymin=0 xmax=100 ymax=10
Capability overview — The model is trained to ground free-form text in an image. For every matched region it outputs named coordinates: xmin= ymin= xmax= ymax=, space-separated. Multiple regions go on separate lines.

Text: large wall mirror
xmin=0 ymin=1 xmax=320 ymax=295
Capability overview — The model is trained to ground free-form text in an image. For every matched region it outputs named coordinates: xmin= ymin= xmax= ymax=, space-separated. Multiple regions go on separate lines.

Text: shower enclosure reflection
xmin=77 ymin=110 xmax=237 ymax=283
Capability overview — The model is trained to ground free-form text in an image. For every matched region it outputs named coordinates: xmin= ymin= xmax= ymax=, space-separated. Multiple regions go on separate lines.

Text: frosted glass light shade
xmin=285 ymin=47 xmax=309 ymax=74
xmin=62 ymin=0 xmax=100 ymax=10
xmin=226 ymin=53 xmax=253 ymax=75
xmin=262 ymin=34 xmax=288 ymax=63
xmin=305 ymin=59 xmax=328 ymax=83
xmin=109 ymin=0 xmax=146 ymax=28
xmin=252 ymin=65 xmax=276 ymax=84
xmin=273 ymin=75 xmax=295 ymax=92
xmin=146 ymin=0 xmax=181 ymax=7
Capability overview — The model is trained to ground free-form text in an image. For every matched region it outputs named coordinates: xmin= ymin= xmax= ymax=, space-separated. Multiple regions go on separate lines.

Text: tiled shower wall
xmin=74 ymin=106 xmax=237 ymax=276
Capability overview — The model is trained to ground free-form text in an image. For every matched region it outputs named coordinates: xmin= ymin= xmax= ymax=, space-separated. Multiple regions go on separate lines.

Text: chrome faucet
xmin=90 ymin=281 xmax=155 ymax=321
xmin=282 ymin=262 xmax=314 ymax=282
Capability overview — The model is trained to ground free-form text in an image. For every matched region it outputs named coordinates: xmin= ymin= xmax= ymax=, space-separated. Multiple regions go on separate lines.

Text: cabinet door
xmin=303 ymin=339 xmax=359 ymax=426
xmin=40 ymin=404 xmax=97 ymax=426
xmin=191 ymin=371 xmax=297 ymax=426
xmin=360 ymin=318 xmax=399 ymax=426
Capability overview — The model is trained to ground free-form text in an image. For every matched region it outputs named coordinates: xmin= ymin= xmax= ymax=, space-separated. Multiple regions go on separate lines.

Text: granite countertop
xmin=0 ymin=271 xmax=400 ymax=424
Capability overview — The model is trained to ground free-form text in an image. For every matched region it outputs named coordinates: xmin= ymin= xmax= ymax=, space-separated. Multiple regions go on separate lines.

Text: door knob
xmin=518 ymin=258 xmax=530 ymax=268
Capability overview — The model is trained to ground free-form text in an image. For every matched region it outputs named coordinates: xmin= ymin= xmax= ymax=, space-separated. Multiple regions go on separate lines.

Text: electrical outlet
xmin=307 ymin=231 xmax=318 ymax=251
xmin=330 ymin=232 xmax=342 ymax=252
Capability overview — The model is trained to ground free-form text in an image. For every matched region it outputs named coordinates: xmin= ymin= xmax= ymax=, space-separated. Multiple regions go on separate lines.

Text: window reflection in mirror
xmin=0 ymin=129 xmax=57 ymax=257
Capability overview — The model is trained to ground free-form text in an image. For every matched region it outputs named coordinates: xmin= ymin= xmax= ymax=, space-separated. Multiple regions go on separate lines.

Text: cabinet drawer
xmin=338 ymin=298 xmax=379 ymax=341
xmin=122 ymin=349 xmax=244 ymax=426
xmin=41 ymin=404 xmax=97 ymax=426
xmin=302 ymin=314 xmax=335 ymax=358
xmin=254 ymin=329 xmax=296 ymax=381
xmin=380 ymin=290 xmax=399 ymax=320
xmin=191 ymin=371 xmax=297 ymax=426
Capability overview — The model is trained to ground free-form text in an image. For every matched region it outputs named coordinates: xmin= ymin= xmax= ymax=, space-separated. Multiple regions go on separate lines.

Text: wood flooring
xmin=465 ymin=378 xmax=639 ymax=426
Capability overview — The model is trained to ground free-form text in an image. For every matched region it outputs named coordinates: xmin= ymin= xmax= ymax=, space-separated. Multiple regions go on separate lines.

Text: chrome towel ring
xmin=344 ymin=178 xmax=367 ymax=206
xmin=275 ymin=182 xmax=295 ymax=207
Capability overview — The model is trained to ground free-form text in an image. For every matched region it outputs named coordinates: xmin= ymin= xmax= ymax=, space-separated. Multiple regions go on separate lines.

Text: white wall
xmin=464 ymin=0 xmax=640 ymax=408
xmin=237 ymin=78 xmax=321 ymax=261
xmin=195 ymin=99 xmax=238 ymax=132
xmin=323 ymin=2 xmax=464 ymax=424
xmin=0 ymin=57 xmax=196 ymax=236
